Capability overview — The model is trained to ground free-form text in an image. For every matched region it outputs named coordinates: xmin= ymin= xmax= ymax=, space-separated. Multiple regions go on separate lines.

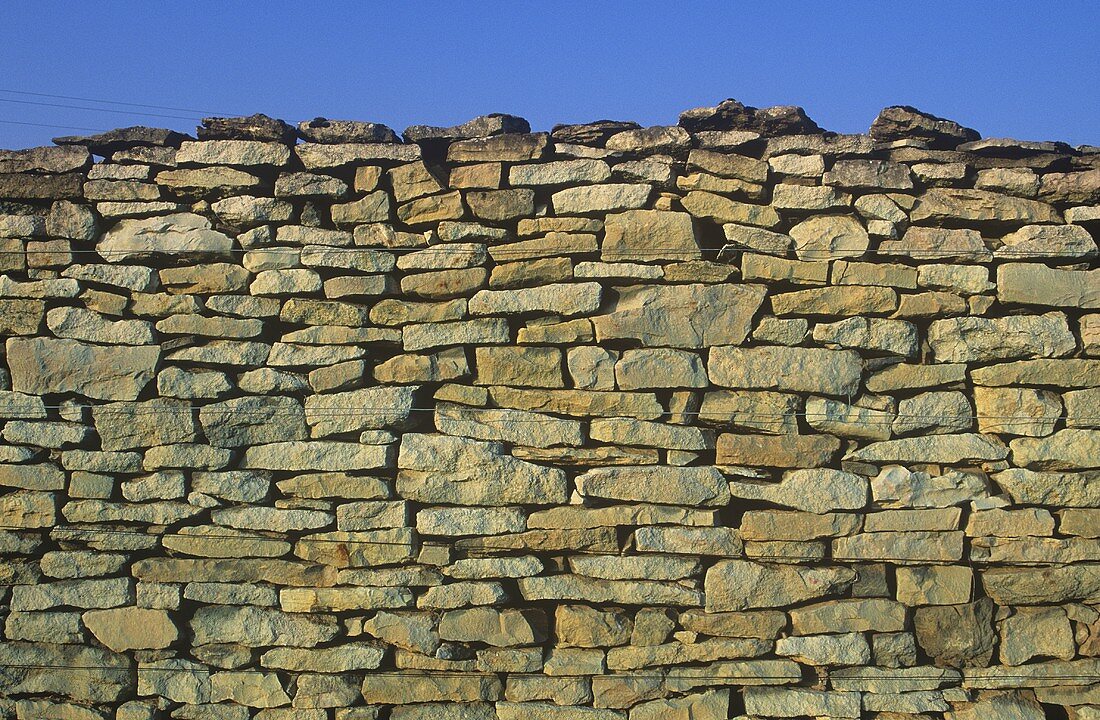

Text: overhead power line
xmin=0 ymin=97 xmax=201 ymax=122
xmin=0 ymin=118 xmax=111 ymax=132
xmin=0 ymin=88 xmax=236 ymax=117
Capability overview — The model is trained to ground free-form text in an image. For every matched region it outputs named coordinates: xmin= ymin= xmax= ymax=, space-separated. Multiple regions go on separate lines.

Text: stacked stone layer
xmin=0 ymin=103 xmax=1098 ymax=719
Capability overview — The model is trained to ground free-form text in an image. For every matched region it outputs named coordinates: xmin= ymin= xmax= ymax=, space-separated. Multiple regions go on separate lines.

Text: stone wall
xmin=0 ymin=100 xmax=1098 ymax=719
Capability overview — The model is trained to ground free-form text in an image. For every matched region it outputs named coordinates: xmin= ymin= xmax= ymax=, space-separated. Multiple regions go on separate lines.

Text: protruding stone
xmin=869 ymin=106 xmax=979 ymax=149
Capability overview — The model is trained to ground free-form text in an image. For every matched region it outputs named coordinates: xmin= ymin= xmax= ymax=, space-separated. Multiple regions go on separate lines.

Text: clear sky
xmin=1 ymin=1 xmax=1097 ymax=150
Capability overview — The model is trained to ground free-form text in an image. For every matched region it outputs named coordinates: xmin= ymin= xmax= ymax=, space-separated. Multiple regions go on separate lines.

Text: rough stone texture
xmin=0 ymin=104 xmax=1095 ymax=719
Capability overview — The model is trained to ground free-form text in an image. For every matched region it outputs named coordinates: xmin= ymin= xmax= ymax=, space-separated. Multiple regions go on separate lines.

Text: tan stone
xmin=704 ymin=560 xmax=856 ymax=611
xmin=82 ymin=607 xmax=177 ymax=652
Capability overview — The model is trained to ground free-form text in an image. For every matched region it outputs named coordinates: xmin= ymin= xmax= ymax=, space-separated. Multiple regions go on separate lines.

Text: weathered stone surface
xmin=361 ymin=672 xmax=503 ymax=704
xmin=913 ymin=599 xmax=996 ymax=667
xmin=1010 ymin=429 xmax=1100 ymax=469
xmin=704 ymin=560 xmax=856 ymax=611
xmin=717 ymin=433 xmax=841 ymax=468
xmin=728 ymin=469 xmax=867 ymax=513
xmin=997 ymin=223 xmax=1097 ymax=259
xmin=869 ymin=105 xmax=979 ymax=148
xmin=743 ymin=687 xmax=860 ymax=718
xmin=790 ymin=598 xmax=908 ymax=634
xmin=243 ymin=442 xmax=392 ymax=471
xmin=576 ymin=466 xmax=730 ymax=506
xmin=788 ymin=214 xmax=870 ymax=260
xmin=0 ymin=642 xmax=133 ymax=703
xmin=7 ymin=338 xmax=158 ymax=401
xmin=850 ymin=434 xmax=1008 ymax=464
xmin=438 ymin=607 xmax=547 ymax=647
xmin=398 ymin=433 xmax=568 ymax=505
xmin=191 ymin=605 xmax=339 ymax=647
xmin=519 ymin=575 xmax=702 ymax=606
xmin=593 ymin=284 xmax=765 ymax=348
xmin=601 ymin=209 xmax=699 ymax=262
xmin=992 ymin=468 xmax=1100 ymax=507
xmin=97 ymin=212 xmax=232 ymax=262
xmin=82 ymin=607 xmax=178 ymax=651
xmin=681 ymin=190 xmax=780 ymax=227
xmin=928 ymin=312 xmax=1076 ymax=363
xmin=896 ymin=565 xmax=972 ymax=605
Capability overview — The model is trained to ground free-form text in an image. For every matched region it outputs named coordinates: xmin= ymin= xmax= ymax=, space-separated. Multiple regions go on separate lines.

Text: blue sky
xmin=1 ymin=1 xmax=1097 ymax=149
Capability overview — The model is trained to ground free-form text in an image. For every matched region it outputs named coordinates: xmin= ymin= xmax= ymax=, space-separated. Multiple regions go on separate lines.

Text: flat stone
xmin=7 ymin=337 xmax=158 ymax=401
xmin=593 ymin=283 xmax=766 ymax=348
xmin=743 ymin=687 xmax=859 ymax=718
xmin=910 ymin=188 xmax=1060 ymax=226
xmin=790 ymin=598 xmax=908 ymax=634
xmin=999 ymin=606 xmax=1076 ymax=665
xmin=813 ymin=316 xmax=918 ymax=356
xmin=881 ymin=226 xmax=991 ymax=262
xmin=305 ymin=386 xmax=414 ymax=436
xmin=869 ymin=106 xmax=979 ymax=148
xmin=1011 ymin=429 xmax=1100 ymax=470
xmin=728 ymin=469 xmax=867 ymax=513
xmin=704 ymin=561 xmax=856 ymax=611
xmin=297 ymin=118 xmax=399 ymax=143
xmin=439 ymin=607 xmax=546 ymax=647
xmin=576 ymin=466 xmax=730 ymax=506
xmin=93 ymin=398 xmax=198 ymax=451
xmin=997 ymin=262 xmax=1099 ymax=308
xmin=509 ymin=159 xmax=610 ymax=185
xmin=436 ymin=404 xmax=582 ymax=448
xmin=296 ymin=142 xmax=420 ymax=169
xmin=605 ymin=125 xmax=690 ymax=154
xmin=717 ymin=433 xmax=840 ymax=468
xmin=243 ymin=442 xmax=392 ymax=471
xmin=850 ymin=434 xmax=1008 ymax=464
xmin=406 ymin=113 xmax=530 ymax=142
xmin=446 ymin=133 xmax=547 ymax=163
xmin=602 ymin=209 xmax=699 ymax=262
xmin=518 ymin=574 xmax=702 ymax=606
xmin=176 ymin=139 xmax=289 ymax=166
xmin=199 ymin=113 xmax=295 ymax=142
xmin=361 ymin=672 xmax=502 ymax=704
xmin=551 ymin=184 xmax=651 ymax=214
xmin=913 ymin=599 xmax=996 ymax=667
xmin=54 ymin=125 xmax=188 ymax=154
xmin=992 ymin=468 xmax=1100 ymax=507
xmin=397 ymin=433 xmax=568 ymax=505
xmin=928 ymin=312 xmax=1076 ymax=362
xmin=896 ymin=565 xmax=973 ymax=605
xmin=771 ymin=285 xmax=898 ymax=315
xmin=709 ymin=346 xmax=862 ymax=397
xmin=996 ymin=223 xmax=1097 ymax=260
xmin=417 ymin=506 xmax=526 ymax=536
xmin=589 ymin=417 xmax=711 ymax=450
xmin=469 ymin=282 xmax=601 ymax=317
xmin=834 ymin=530 xmax=964 ymax=563
xmin=0 ymin=642 xmax=133 ymax=703
xmin=788 ymin=215 xmax=869 ymax=260
xmin=82 ymin=607 xmax=177 ymax=651
xmin=97 ymin=212 xmax=232 ymax=262
xmin=681 ymin=191 xmax=780 ymax=227
xmin=974 ymin=387 xmax=1061 ymax=437
xmin=280 ymin=586 xmax=412 ymax=612
xmin=191 ymin=605 xmax=339 ymax=647
xmin=823 ymin=159 xmax=913 ymax=190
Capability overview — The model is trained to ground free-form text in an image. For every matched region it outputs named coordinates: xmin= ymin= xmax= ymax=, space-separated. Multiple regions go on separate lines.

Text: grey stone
xmin=98 ymin=212 xmax=233 ymax=262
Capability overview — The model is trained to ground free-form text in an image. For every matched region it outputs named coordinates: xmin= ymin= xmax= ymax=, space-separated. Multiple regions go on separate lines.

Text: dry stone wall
xmin=0 ymin=99 xmax=1098 ymax=719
